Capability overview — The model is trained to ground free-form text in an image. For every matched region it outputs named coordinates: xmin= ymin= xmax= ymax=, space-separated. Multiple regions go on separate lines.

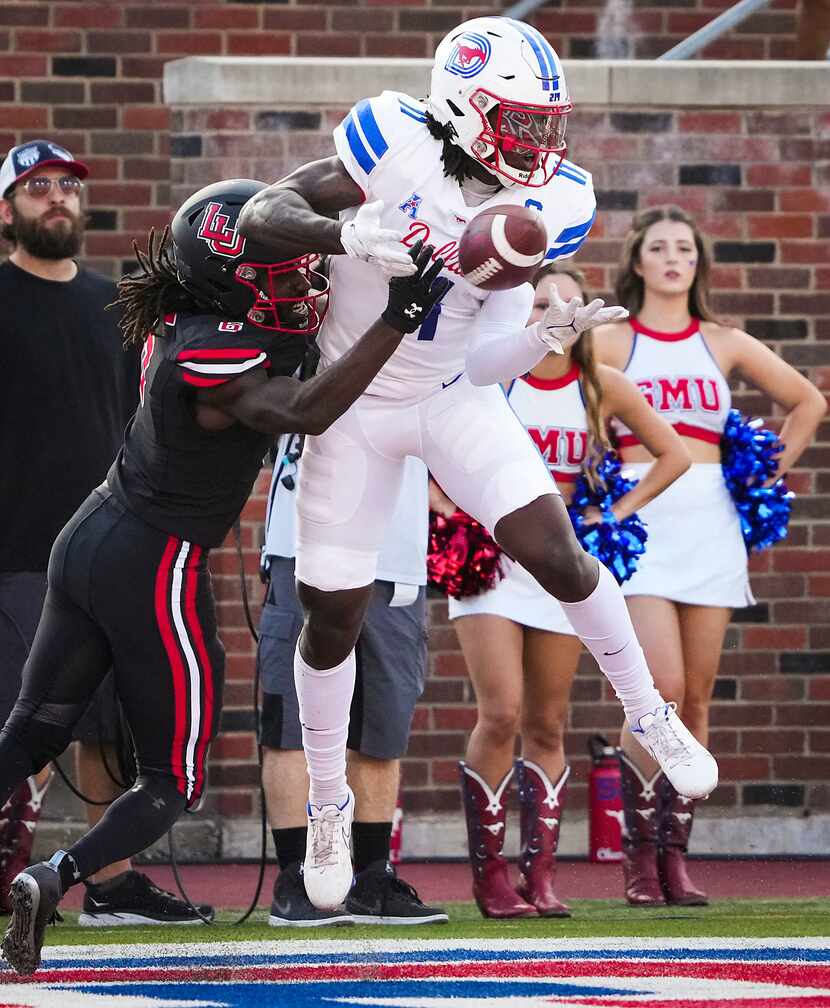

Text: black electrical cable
xmin=163 ymin=426 xmax=300 ymax=924
xmin=83 ymin=341 xmax=321 ymax=922
xmin=50 ymin=757 xmax=112 ymax=806
xmin=165 ymin=528 xmax=270 ymax=926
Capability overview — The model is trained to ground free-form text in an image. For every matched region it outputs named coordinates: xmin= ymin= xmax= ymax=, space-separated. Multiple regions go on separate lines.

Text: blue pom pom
xmin=721 ymin=408 xmax=793 ymax=553
xmin=567 ymin=452 xmax=648 ymax=585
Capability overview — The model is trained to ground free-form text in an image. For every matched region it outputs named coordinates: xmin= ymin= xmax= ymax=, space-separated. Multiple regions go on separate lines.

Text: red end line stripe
xmin=10 ymin=960 xmax=830 ymax=987
xmin=154 ymin=536 xmax=189 ymax=800
xmin=177 ymin=349 xmax=262 ymax=361
xmin=185 ymin=544 xmax=214 ymax=798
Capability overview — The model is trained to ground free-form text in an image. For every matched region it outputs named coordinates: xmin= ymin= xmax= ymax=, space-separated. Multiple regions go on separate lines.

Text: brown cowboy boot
xmin=657 ymin=773 xmax=708 ymax=906
xmin=618 ymin=751 xmax=664 ymax=907
xmin=515 ymin=759 xmax=570 ymax=917
xmin=458 ymin=762 xmax=536 ymax=919
xmin=0 ymin=773 xmax=53 ymax=914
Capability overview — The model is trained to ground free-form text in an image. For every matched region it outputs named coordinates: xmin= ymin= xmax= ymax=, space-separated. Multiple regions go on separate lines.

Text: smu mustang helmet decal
xmin=444 ymin=31 xmax=492 ymax=78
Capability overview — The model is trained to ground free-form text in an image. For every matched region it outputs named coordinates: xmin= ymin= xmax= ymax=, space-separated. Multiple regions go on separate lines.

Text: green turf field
xmin=44 ymin=898 xmax=830 ymax=948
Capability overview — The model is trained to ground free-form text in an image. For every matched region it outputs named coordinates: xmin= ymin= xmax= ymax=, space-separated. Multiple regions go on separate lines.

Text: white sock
xmin=293 ymin=642 xmax=355 ymax=807
xmin=559 ymin=562 xmax=663 ymax=725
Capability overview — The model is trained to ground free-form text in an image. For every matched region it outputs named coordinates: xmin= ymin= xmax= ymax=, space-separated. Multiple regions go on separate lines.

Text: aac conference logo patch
xmin=2 ymin=938 xmax=829 ymax=1006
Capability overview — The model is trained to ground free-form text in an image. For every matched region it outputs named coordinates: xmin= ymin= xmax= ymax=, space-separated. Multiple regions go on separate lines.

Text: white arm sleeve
xmin=465 ymin=283 xmax=548 ymax=386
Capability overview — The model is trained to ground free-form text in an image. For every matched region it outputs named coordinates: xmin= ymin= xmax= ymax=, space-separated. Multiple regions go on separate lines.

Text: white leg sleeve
xmin=294 ymin=643 xmax=356 ymax=807
xmin=560 ymin=563 xmax=663 ymax=725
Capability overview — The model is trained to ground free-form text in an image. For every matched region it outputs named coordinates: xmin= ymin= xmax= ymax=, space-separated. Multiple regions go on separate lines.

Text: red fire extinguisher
xmin=389 ymin=791 xmax=403 ymax=866
xmin=588 ymin=735 xmax=623 ymax=863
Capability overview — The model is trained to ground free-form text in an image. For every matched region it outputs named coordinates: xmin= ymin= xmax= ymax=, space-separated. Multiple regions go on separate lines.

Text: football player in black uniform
xmin=0 ymin=178 xmax=449 ymax=975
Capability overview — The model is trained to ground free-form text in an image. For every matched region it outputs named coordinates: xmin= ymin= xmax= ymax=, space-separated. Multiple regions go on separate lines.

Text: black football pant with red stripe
xmin=0 ymin=488 xmax=224 ymax=888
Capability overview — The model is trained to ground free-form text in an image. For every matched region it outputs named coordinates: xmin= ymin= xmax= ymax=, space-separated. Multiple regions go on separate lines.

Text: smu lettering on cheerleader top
xmin=508 ymin=364 xmax=587 ymax=483
xmin=611 ymin=317 xmax=731 ymax=448
xmin=325 ymin=90 xmax=597 ymax=399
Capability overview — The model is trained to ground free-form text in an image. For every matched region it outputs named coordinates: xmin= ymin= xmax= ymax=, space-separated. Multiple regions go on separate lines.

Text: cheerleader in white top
xmin=594 ymin=205 xmax=826 ymax=910
xmin=442 ymin=264 xmax=690 ymax=919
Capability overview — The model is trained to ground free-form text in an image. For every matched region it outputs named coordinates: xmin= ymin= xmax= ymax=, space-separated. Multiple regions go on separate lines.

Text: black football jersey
xmin=107 ymin=311 xmax=307 ymax=547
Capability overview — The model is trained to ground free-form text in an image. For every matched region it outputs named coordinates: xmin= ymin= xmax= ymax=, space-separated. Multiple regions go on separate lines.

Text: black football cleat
xmin=79 ymin=870 xmax=214 ymax=926
xmin=1 ymin=860 xmax=62 ymax=976
xmin=345 ymin=860 xmax=449 ymax=925
xmin=269 ymin=862 xmax=353 ymax=928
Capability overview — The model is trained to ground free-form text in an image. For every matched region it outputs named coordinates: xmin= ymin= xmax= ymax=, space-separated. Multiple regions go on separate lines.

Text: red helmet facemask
xmin=468 ymin=89 xmax=572 ymax=187
xmin=233 ymin=254 xmax=329 ymax=334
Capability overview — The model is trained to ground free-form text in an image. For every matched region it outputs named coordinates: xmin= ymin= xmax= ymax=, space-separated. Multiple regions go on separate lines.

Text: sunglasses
xmin=16 ymin=175 xmax=83 ymax=199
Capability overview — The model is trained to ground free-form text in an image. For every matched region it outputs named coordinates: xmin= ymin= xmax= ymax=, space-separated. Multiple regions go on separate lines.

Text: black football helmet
xmin=170 ymin=178 xmax=328 ymax=333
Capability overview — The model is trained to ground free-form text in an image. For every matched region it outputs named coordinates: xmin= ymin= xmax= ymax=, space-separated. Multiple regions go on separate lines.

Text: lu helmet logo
xmin=197 ymin=201 xmax=247 ymax=258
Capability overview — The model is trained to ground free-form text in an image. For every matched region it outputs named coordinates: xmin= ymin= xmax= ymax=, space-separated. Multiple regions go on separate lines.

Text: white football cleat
xmin=632 ymin=703 xmax=718 ymax=800
xmin=303 ymin=788 xmax=355 ymax=911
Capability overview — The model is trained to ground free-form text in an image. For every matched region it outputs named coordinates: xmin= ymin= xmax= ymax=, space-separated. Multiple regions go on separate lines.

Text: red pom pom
xmin=427 ymin=509 xmax=505 ymax=599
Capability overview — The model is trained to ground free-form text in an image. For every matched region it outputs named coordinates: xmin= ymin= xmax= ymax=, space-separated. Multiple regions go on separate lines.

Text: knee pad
xmin=296 ymin=539 xmax=378 ymax=592
xmin=130 ymin=773 xmax=187 ymax=819
xmin=5 ymin=711 xmax=77 ymax=770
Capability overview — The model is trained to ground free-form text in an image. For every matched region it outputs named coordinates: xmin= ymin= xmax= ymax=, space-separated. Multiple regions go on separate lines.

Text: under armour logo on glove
xmin=381 ymin=239 xmax=452 ymax=334
xmin=537 ymin=285 xmax=629 ymax=355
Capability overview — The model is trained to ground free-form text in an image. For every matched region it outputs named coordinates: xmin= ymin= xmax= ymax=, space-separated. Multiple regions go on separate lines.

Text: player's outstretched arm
xmin=466 ymin=284 xmax=630 ymax=387
xmin=238 ymin=158 xmax=415 ymax=277
xmin=196 ymin=242 xmax=450 ymax=437
xmin=238 ymin=157 xmax=360 ymax=259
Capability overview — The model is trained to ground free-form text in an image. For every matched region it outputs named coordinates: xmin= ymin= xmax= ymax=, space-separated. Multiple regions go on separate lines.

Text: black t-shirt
xmin=0 ymin=260 xmax=139 ymax=572
xmin=107 ymin=311 xmax=307 ymax=548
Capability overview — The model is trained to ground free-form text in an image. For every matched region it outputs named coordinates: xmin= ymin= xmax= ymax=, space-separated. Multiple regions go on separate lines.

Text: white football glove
xmin=536 ymin=285 xmax=629 ymax=354
xmin=340 ymin=199 xmax=417 ymax=279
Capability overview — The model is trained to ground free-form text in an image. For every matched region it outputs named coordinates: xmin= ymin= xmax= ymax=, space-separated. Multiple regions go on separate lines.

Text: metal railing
xmin=502 ymin=0 xmax=814 ymax=61
xmin=658 ymin=0 xmax=773 ymax=59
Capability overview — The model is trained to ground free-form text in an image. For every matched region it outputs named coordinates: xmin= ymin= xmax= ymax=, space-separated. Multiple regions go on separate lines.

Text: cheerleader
xmin=444 ymin=263 xmax=691 ymax=919
xmin=593 ymin=205 xmax=826 ymax=908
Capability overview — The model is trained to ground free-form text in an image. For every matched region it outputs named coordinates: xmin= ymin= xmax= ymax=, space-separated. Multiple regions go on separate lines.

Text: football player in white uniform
xmin=240 ymin=16 xmax=719 ymax=911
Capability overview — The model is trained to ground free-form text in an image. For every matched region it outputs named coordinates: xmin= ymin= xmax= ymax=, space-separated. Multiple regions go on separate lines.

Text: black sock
xmin=272 ymin=826 xmax=307 ymax=871
xmin=52 ymin=851 xmax=82 ymax=896
xmin=66 ymin=775 xmax=185 ymax=888
xmin=353 ymin=821 xmax=392 ymax=875
xmin=85 ymin=870 xmax=131 ymax=892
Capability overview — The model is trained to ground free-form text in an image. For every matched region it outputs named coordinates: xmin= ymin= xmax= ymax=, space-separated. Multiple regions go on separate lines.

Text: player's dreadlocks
xmin=425 ymin=111 xmax=471 ymax=185
xmin=110 ymin=227 xmax=204 ymax=348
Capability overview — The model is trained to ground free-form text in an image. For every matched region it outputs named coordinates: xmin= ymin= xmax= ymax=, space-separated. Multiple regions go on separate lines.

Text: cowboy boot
xmin=657 ymin=773 xmax=708 ymax=906
xmin=458 ymin=762 xmax=536 ymax=919
xmin=0 ymin=772 xmax=53 ymax=914
xmin=515 ymin=759 xmax=571 ymax=917
xmin=618 ymin=751 xmax=664 ymax=907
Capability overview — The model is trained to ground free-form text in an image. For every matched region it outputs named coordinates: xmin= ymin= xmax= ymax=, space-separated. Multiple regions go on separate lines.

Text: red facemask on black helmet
xmin=171 ymin=178 xmax=329 ymax=334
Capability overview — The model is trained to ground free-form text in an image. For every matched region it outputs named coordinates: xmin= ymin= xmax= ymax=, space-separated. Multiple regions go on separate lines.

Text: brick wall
xmin=0 ymin=1 xmax=827 ymax=852
xmin=169 ymin=63 xmax=829 ymax=846
xmin=0 ymin=0 xmax=806 ymax=272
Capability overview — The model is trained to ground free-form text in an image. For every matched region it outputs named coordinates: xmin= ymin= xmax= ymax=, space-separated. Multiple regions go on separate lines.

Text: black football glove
xmin=382 ymin=240 xmax=453 ymax=335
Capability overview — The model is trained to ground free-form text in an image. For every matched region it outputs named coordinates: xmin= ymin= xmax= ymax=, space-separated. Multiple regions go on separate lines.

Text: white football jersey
xmin=322 ymin=90 xmax=597 ymax=399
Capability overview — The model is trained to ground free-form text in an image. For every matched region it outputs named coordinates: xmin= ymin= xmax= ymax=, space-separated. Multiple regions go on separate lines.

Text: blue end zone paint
xmin=72 ymin=979 xmax=645 ymax=1003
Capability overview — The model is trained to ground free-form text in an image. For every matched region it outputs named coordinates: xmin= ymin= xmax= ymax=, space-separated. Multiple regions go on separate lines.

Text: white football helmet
xmin=428 ymin=17 xmax=572 ymax=188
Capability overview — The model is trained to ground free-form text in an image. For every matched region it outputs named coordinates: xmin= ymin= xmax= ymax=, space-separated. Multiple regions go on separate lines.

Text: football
xmin=458 ymin=204 xmax=548 ymax=291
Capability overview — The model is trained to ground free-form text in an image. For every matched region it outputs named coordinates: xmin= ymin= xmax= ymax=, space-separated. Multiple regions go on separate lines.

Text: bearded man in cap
xmin=0 ymin=140 xmax=214 ymax=926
